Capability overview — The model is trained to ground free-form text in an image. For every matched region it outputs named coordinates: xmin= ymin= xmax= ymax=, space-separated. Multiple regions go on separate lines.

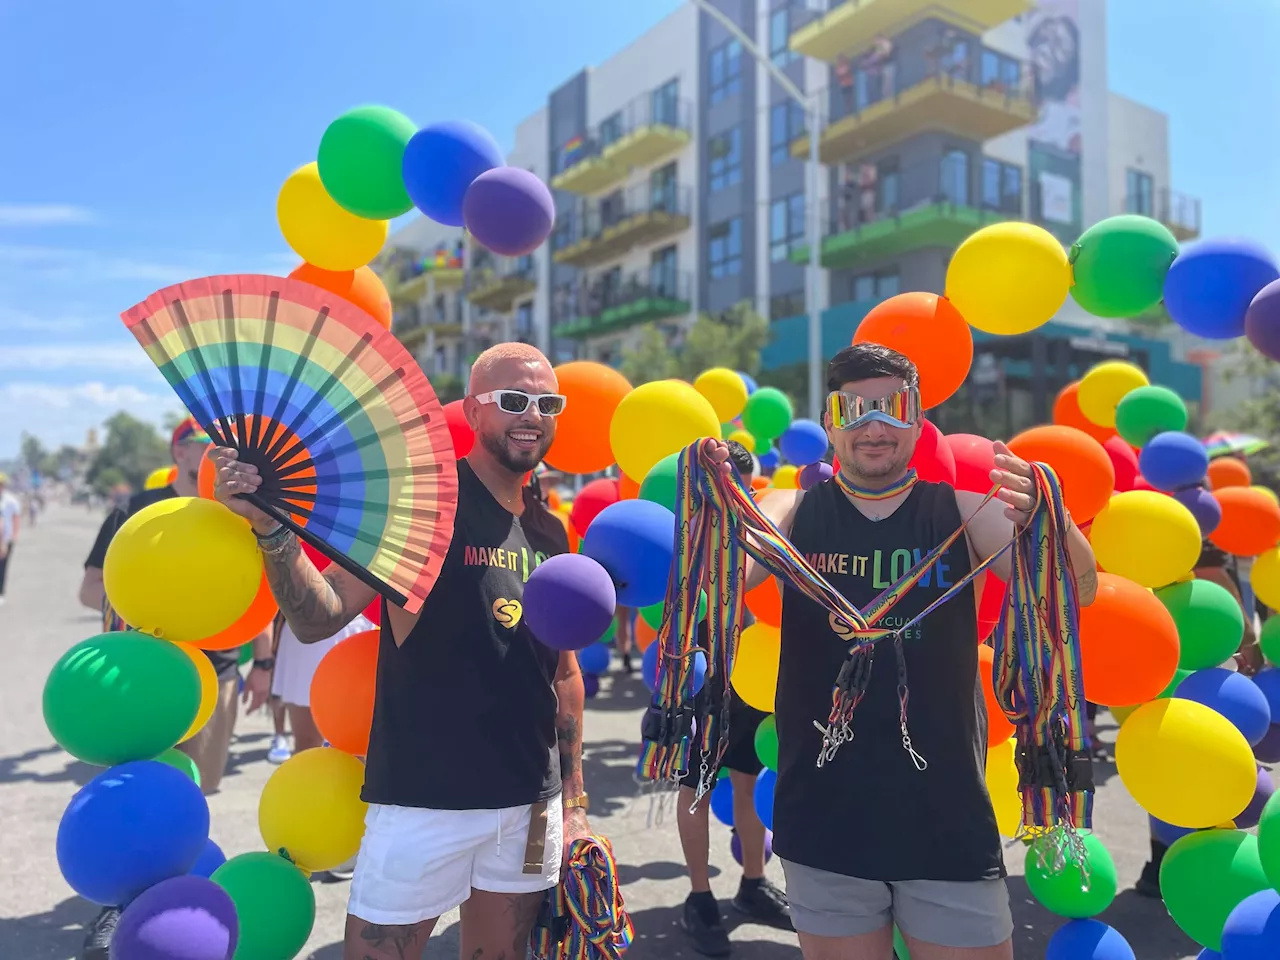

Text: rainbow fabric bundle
xmin=530 ymin=837 xmax=634 ymax=960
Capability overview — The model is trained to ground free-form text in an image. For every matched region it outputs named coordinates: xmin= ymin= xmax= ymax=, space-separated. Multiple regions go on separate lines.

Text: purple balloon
xmin=1164 ymin=238 xmax=1280 ymax=340
xmin=401 ymin=120 xmax=503 ymax=226
xmin=1174 ymin=485 xmax=1222 ymax=536
xmin=463 ymin=167 xmax=555 ymax=257
xmin=1254 ymin=723 xmax=1280 ymax=763
xmin=582 ymin=673 xmax=600 ymax=699
xmin=799 ymin=461 xmax=834 ymax=490
xmin=1246 ymin=279 xmax=1280 ymax=362
xmin=731 ymin=828 xmax=773 ymax=867
xmin=1235 ymin=765 xmax=1276 ymax=830
xmin=112 ymin=875 xmax=238 ymax=960
xmin=523 ymin=553 xmax=617 ymax=651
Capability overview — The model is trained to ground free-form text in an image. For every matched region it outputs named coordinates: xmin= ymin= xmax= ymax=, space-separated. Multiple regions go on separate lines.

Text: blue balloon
xmin=1252 ymin=668 xmax=1280 ymax=719
xmin=710 ymin=776 xmax=735 ymax=826
xmin=583 ymin=673 xmax=600 ymax=699
xmin=737 ymin=372 xmax=758 ymax=395
xmin=1139 ymin=431 xmax=1209 ymax=491
xmin=57 ymin=760 xmax=209 ymax=906
xmin=577 ymin=643 xmax=611 ymax=676
xmin=1197 ymin=950 xmax=1222 ymax=960
xmin=581 ymin=500 xmax=676 ymax=608
xmin=1045 ymin=919 xmax=1135 ymax=960
xmin=758 ymin=448 xmax=780 ymax=471
xmin=401 ymin=120 xmax=504 ymax=227
xmin=642 ymin=642 xmax=705 ymax=695
xmin=190 ymin=838 xmax=226 ymax=879
xmin=1176 ymin=667 xmax=1272 ymax=745
xmin=1164 ymin=239 xmax=1280 ymax=340
xmin=1149 ymin=814 xmax=1199 ymax=848
xmin=778 ymin=419 xmax=829 ymax=466
xmin=1221 ymin=889 xmax=1280 ymax=960
xmin=754 ymin=768 xmax=777 ymax=831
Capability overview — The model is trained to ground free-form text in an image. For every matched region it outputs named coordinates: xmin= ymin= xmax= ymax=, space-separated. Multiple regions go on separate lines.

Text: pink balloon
xmin=909 ymin=419 xmax=957 ymax=486
xmin=944 ymin=434 xmax=996 ymax=493
xmin=443 ymin=399 xmax=474 ymax=457
xmin=1104 ymin=436 xmax=1140 ymax=492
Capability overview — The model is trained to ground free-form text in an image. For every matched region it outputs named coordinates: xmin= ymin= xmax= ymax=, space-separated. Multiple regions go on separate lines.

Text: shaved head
xmin=468 ymin=342 xmax=555 ymax=394
xmin=463 ymin=342 xmax=559 ymax=476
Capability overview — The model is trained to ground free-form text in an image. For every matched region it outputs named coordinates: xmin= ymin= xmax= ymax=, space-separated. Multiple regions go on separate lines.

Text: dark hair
xmin=725 ymin=440 xmax=755 ymax=482
xmin=826 ymin=343 xmax=918 ymax=392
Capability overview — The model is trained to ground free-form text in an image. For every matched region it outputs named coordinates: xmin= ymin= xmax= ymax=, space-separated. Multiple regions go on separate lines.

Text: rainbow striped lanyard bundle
xmin=638 ymin=440 xmax=1093 ymax=847
xmin=530 ymin=836 xmax=634 ymax=960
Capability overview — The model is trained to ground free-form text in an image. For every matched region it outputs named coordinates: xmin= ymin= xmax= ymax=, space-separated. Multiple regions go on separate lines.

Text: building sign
xmin=1068 ymin=335 xmax=1129 ymax=357
xmin=1026 ymin=0 xmax=1083 ymax=242
xmin=1039 ymin=171 xmax=1074 ymax=225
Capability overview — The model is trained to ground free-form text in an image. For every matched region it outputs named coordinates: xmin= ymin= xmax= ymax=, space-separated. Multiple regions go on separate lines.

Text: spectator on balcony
xmin=861 ymin=36 xmax=894 ymax=100
xmin=835 ymin=54 xmax=855 ymax=116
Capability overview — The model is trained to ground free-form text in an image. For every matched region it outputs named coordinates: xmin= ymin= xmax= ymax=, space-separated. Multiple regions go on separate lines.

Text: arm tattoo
xmin=262 ymin=534 xmax=350 ymax=643
xmin=556 ymin=714 xmax=581 ymax=777
xmin=1075 ymin=564 xmax=1098 ymax=604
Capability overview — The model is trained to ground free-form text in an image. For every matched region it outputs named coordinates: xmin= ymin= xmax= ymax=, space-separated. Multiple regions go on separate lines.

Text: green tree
xmin=619 ymin=302 xmax=770 ymax=387
xmin=86 ymin=412 xmax=170 ymax=496
xmin=20 ymin=433 xmax=50 ymax=475
xmin=1213 ymin=341 xmax=1280 ymax=486
xmin=619 ymin=326 xmax=677 ymax=385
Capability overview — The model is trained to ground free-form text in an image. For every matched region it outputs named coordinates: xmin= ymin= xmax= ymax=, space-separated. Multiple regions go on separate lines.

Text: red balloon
xmin=909 ymin=419 xmax=957 ymax=486
xmin=302 ymin=540 xmax=331 ymax=570
xmin=977 ymin=573 xmax=1006 ymax=642
xmin=443 ymin=399 xmax=474 ymax=457
xmin=1103 ymin=436 xmax=1140 ymax=493
xmin=944 ymin=434 xmax=996 ymax=493
xmin=569 ymin=478 xmax=620 ymax=537
xmin=363 ymin=598 xmax=382 ymax=625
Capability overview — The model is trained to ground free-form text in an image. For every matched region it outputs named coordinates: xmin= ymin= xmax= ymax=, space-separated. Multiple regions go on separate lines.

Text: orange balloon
xmin=289 ymin=263 xmax=392 ymax=329
xmin=546 ymin=362 xmax=633 ymax=474
xmin=547 ymin=488 xmax=562 ymax=511
xmin=853 ymin=292 xmax=972 ymax=409
xmin=1007 ymin=425 xmax=1116 ymax=523
xmin=746 ymin=577 xmax=782 ymax=627
xmin=619 ymin=473 xmax=640 ymax=500
xmin=554 ymin=507 xmax=579 ymax=552
xmin=1052 ymin=382 xmax=1115 ymax=446
xmin=750 ymin=475 xmax=769 ymax=492
xmin=191 ymin=571 xmax=279 ymax=651
xmin=1206 ymin=457 xmax=1252 ymax=491
xmin=1078 ymin=573 xmax=1179 ymax=706
xmin=310 ymin=628 xmax=380 ymax=755
xmin=1210 ymin=486 xmax=1280 ymax=557
xmin=977 ymin=644 xmax=1015 ymax=746
xmin=635 ymin=617 xmax=658 ymax=652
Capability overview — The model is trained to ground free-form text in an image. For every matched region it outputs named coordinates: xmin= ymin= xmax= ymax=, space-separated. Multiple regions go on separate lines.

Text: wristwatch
xmin=252 ymin=658 xmax=276 ymax=671
xmin=564 ymin=793 xmax=589 ymax=811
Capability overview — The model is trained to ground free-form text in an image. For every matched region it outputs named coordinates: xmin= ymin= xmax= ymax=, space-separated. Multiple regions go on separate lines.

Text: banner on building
xmin=1026 ymin=0 xmax=1082 ymax=241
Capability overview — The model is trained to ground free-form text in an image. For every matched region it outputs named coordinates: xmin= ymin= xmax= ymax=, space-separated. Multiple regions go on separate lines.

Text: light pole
xmin=689 ymin=0 xmax=825 ymax=418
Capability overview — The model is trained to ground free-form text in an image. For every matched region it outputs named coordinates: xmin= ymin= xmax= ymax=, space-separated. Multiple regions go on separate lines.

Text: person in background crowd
xmin=678 ymin=440 xmax=789 ymax=956
xmin=267 ymin=695 xmax=292 ymax=765
xmin=0 ymin=472 xmax=20 ymax=606
xmin=614 ymin=606 xmax=636 ymax=675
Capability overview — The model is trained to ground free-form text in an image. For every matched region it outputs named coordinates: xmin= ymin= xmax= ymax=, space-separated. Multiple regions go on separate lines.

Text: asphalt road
xmin=0 ymin=504 xmax=1203 ymax=959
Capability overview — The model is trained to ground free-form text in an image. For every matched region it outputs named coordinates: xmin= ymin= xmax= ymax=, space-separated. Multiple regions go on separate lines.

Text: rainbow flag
xmin=563 ymin=134 xmax=585 ymax=165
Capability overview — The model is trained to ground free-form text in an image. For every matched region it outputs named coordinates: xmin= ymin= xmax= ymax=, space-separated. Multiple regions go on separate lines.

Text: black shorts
xmin=680 ymin=686 xmax=769 ymax=788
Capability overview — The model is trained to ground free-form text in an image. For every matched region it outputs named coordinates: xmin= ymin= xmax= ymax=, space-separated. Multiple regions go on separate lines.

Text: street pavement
xmin=0 ymin=504 xmax=1206 ymax=959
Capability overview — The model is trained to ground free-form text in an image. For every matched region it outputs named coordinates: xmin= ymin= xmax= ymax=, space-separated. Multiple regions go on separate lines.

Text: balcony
xmin=378 ymin=246 xmax=466 ymax=304
xmin=552 ymin=184 xmax=692 ymax=269
xmin=1124 ymin=188 xmax=1201 ymax=243
xmin=552 ymin=93 xmax=694 ymax=196
xmin=791 ymin=61 xmax=1034 ymax=164
xmin=466 ymin=254 xmax=537 ymax=313
xmin=790 ymin=0 xmax=1034 ymax=62
xmin=391 ymin=299 xmax=463 ymax=353
xmin=551 ymin=270 xmax=692 ymax=339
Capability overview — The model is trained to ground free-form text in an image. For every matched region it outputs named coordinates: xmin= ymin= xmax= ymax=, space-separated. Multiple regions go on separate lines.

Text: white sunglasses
xmin=473 ymin=390 xmax=568 ymax=417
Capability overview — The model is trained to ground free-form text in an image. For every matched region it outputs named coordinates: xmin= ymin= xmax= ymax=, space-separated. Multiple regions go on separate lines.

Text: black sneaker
xmin=732 ymin=877 xmax=791 ymax=929
xmin=682 ymin=893 xmax=731 ymax=957
xmin=1134 ymin=869 xmax=1162 ymax=900
xmin=621 ymin=653 xmax=635 ymax=675
xmin=81 ymin=906 xmax=120 ymax=960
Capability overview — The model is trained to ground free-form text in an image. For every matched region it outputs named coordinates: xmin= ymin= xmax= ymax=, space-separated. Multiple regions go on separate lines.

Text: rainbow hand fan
xmin=121 ymin=274 xmax=457 ymax=614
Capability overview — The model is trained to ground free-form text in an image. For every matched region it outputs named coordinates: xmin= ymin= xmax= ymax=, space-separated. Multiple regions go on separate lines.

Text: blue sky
xmin=0 ymin=0 xmax=1275 ymax=458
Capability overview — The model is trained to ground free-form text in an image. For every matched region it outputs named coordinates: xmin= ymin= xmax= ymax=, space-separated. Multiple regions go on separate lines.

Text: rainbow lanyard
xmin=832 ymin=467 xmax=919 ymax=502
xmin=638 ymin=440 xmax=1092 ymax=858
xmin=529 ymin=836 xmax=633 ymax=960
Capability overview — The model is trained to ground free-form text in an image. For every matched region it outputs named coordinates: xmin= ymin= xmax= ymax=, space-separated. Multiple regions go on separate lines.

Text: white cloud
xmin=0 ymin=305 xmax=91 ymax=333
xmin=3 ymin=381 xmax=169 ymax=410
xmin=0 ymin=244 xmax=198 ymax=284
xmin=0 ymin=380 xmax=181 ymax=456
xmin=0 ymin=203 xmax=95 ymax=226
xmin=0 ymin=343 xmax=151 ymax=371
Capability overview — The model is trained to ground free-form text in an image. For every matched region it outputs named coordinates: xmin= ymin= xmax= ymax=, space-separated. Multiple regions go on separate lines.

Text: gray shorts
xmin=780 ymin=859 xmax=1013 ymax=948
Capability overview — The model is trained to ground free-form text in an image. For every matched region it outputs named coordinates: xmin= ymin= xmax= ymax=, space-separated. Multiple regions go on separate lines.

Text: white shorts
xmin=348 ymin=795 xmax=563 ymax=925
xmin=270 ymin=615 xmax=374 ymax=707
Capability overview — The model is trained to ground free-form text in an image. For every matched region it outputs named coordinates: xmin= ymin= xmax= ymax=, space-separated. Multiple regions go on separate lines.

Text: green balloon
xmin=717 ymin=766 xmax=730 ymax=781
xmin=893 ymin=926 xmax=911 ymax=960
xmin=1069 ymin=214 xmax=1179 ymax=318
xmin=754 ymin=715 xmax=778 ymax=771
xmin=1156 ymin=580 xmax=1246 ymax=671
xmin=1261 ymin=617 xmax=1280 ymax=667
xmin=42 ymin=631 xmax=201 ymax=767
xmin=1158 ymin=667 xmax=1194 ymax=699
xmin=741 ymin=388 xmax=793 ymax=442
xmin=1160 ymin=829 xmax=1270 ymax=950
xmin=640 ymin=591 xmax=707 ymax=630
xmin=1258 ymin=790 xmax=1280 ymax=889
xmin=153 ymin=746 xmax=201 ymax=787
xmin=1114 ymin=385 xmax=1189 ymax=449
xmin=598 ymin=617 xmax=618 ymax=645
xmin=317 ymin=105 xmax=417 ymax=220
xmin=213 ymin=852 xmax=316 ymax=960
xmin=237 ymin=642 xmax=254 ymax=666
xmin=1025 ymin=832 xmax=1117 ymax=918
xmin=639 ymin=453 xmax=681 ymax=513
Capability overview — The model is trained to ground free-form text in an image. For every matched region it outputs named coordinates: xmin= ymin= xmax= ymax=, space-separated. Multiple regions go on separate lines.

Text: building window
xmin=709 ymin=39 xmax=743 ymax=104
xmin=650 ymin=161 xmax=677 ymax=212
xmin=1126 ymin=169 xmax=1154 ymax=216
xmin=708 ymin=218 xmax=743 ymax=279
xmin=877 ymin=158 xmax=900 ymax=213
xmin=980 ymin=49 xmax=1021 ymax=91
xmin=708 ymin=126 xmax=742 ymax=192
xmin=769 ymin=7 xmax=797 ymax=67
xmin=599 ymin=111 xmax=623 ymax=148
xmin=769 ymin=102 xmax=804 ymax=165
xmin=940 ymin=149 xmax=969 ymax=206
xmin=852 ymin=270 xmax=900 ymax=302
xmin=652 ymin=78 xmax=680 ymax=127
xmin=651 ymin=245 xmax=678 ymax=296
xmin=515 ymin=301 xmax=533 ymax=342
xmin=770 ymin=289 xmax=805 ymax=320
xmin=982 ymin=158 xmax=1023 ymax=213
xmin=769 ymin=192 xmax=806 ymax=262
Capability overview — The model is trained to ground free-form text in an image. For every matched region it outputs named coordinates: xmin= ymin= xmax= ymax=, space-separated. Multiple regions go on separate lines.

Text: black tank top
xmin=771 ymin=479 xmax=1004 ymax=881
xmin=361 ymin=459 xmax=567 ymax=809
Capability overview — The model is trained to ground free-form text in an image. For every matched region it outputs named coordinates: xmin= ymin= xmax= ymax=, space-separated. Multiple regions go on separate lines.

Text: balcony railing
xmin=552 ymin=90 xmax=693 ymax=194
xmin=551 ymin=269 xmax=692 ymax=338
xmin=552 ymin=183 xmax=693 ymax=267
xmin=1124 ymin=188 xmax=1201 ymax=241
xmin=466 ymin=253 xmax=538 ymax=313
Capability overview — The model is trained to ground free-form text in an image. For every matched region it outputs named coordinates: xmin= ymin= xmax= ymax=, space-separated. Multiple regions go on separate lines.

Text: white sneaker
xmin=267 ymin=734 xmax=292 ymax=764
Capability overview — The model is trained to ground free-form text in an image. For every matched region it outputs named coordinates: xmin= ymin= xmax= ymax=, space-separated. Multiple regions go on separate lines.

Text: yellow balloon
xmin=694 ymin=368 xmax=749 ymax=422
xmin=1109 ymin=703 xmax=1139 ymax=726
xmin=173 ymin=641 xmax=217 ymax=743
xmin=103 ymin=498 xmax=262 ymax=643
xmin=1090 ymin=491 xmax=1201 ymax=587
xmin=1077 ymin=361 xmax=1150 ymax=427
xmin=277 ymin=162 xmax=389 ymax=271
xmin=731 ymin=622 xmax=781 ymax=712
xmin=727 ymin=429 xmax=756 ymax=453
xmin=259 ymin=747 xmax=368 ymax=871
xmin=609 ymin=380 xmax=721 ymax=481
xmin=144 ymin=466 xmax=176 ymax=490
xmin=1252 ymin=547 xmax=1280 ymax=610
xmin=985 ymin=737 xmax=1021 ymax=838
xmin=772 ymin=465 xmax=799 ymax=489
xmin=1255 ymin=485 xmax=1280 ymax=506
xmin=945 ymin=222 xmax=1071 ymax=335
xmin=1115 ymin=698 xmax=1256 ymax=828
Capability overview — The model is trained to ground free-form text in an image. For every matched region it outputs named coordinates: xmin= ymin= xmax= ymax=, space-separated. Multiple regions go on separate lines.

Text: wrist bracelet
xmin=255 ymin=524 xmax=294 ymax=557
